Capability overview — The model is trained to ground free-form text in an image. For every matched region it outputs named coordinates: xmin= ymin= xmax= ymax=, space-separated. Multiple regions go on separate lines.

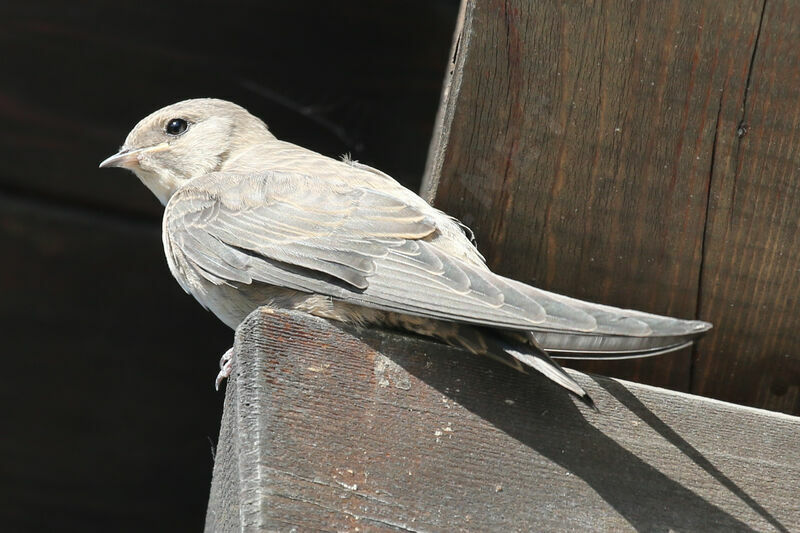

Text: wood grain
xmin=207 ymin=308 xmax=799 ymax=532
xmin=694 ymin=0 xmax=800 ymax=413
xmin=423 ymin=0 xmax=800 ymax=413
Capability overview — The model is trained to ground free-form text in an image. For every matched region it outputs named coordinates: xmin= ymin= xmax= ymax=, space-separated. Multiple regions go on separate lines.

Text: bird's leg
xmin=215 ymin=348 xmax=234 ymax=391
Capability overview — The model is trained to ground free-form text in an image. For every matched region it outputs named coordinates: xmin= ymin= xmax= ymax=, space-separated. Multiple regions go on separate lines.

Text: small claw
xmin=214 ymin=362 xmax=232 ymax=391
xmin=215 ymin=348 xmax=234 ymax=391
xmin=219 ymin=348 xmax=233 ymax=369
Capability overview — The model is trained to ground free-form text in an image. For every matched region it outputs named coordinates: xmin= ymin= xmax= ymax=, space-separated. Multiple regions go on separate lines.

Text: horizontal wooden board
xmin=207 ymin=308 xmax=799 ymax=532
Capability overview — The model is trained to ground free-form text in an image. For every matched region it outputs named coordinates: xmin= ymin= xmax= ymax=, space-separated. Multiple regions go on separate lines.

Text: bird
xmin=100 ymin=98 xmax=712 ymax=408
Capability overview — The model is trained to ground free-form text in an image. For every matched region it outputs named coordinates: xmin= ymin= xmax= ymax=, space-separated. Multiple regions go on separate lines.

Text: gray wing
xmin=164 ymin=171 xmax=711 ymax=343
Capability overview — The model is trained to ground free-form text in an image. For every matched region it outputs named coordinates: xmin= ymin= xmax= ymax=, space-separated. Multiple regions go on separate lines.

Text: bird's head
xmin=100 ymin=98 xmax=273 ymax=204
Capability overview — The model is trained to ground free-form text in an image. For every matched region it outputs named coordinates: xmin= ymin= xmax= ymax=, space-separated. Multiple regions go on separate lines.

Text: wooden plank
xmin=695 ymin=0 xmax=800 ymax=413
xmin=0 ymin=0 xmax=458 ymax=216
xmin=0 ymin=194 xmax=231 ymax=531
xmin=422 ymin=1 xmax=790 ymax=410
xmin=206 ymin=308 xmax=799 ymax=532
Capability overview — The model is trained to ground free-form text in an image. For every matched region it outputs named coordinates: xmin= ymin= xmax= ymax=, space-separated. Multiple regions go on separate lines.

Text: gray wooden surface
xmin=205 ymin=309 xmax=799 ymax=532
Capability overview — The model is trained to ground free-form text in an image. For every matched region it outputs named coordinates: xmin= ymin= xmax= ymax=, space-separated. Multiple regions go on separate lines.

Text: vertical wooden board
xmin=696 ymin=0 xmax=800 ymax=414
xmin=425 ymin=1 xmax=762 ymax=391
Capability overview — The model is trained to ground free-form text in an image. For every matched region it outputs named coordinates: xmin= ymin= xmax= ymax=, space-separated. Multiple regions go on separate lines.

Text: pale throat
xmin=133 ymin=167 xmax=184 ymax=205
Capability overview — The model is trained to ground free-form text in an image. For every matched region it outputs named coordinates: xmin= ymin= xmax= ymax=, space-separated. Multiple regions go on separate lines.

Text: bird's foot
xmin=215 ymin=348 xmax=234 ymax=391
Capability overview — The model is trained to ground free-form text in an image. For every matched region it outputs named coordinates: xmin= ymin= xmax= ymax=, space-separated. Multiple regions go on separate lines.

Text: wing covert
xmin=163 ymin=170 xmax=562 ymax=330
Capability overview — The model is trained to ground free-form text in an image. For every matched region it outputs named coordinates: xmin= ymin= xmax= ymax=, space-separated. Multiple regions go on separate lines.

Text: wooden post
xmin=423 ymin=0 xmax=800 ymax=414
xmin=205 ymin=309 xmax=799 ymax=532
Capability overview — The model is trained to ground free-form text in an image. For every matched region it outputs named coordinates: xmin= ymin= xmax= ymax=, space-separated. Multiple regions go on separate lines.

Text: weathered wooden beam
xmin=423 ymin=0 xmax=800 ymax=414
xmin=206 ymin=309 xmax=799 ymax=532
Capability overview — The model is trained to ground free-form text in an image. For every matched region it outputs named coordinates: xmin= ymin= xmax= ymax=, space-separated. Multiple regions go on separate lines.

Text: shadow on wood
xmin=205 ymin=309 xmax=798 ymax=531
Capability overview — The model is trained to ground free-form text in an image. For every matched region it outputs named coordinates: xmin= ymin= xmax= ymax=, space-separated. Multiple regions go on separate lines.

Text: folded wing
xmin=164 ymin=171 xmax=711 ymax=347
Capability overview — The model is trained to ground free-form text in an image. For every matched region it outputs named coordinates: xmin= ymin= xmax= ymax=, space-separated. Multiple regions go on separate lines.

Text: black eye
xmin=165 ymin=118 xmax=188 ymax=136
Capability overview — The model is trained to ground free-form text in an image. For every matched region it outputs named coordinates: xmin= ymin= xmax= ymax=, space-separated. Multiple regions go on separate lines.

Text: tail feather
xmin=531 ymin=328 xmax=709 ymax=355
xmin=502 ymin=343 xmax=596 ymax=410
xmin=550 ymin=341 xmax=693 ymax=360
xmin=389 ymin=313 xmax=710 ymax=409
xmin=476 ymin=330 xmax=596 ymax=408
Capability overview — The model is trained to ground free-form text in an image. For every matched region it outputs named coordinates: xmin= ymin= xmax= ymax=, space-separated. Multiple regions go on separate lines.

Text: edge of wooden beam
xmin=421 ymin=0 xmax=470 ymax=202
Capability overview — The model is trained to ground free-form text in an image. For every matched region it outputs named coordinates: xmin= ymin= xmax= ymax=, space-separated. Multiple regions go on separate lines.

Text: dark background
xmin=0 ymin=1 xmax=460 ymax=531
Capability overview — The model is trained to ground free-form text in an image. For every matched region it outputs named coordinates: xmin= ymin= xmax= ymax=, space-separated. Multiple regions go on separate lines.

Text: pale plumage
xmin=100 ymin=98 xmax=712 ymax=407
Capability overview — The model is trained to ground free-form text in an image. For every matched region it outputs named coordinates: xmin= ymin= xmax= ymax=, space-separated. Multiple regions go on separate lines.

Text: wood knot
xmin=736 ymin=121 xmax=749 ymax=138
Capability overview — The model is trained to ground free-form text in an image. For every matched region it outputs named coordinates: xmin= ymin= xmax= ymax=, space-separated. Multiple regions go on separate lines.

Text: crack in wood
xmin=272 ymin=491 xmax=422 ymax=532
xmin=730 ymin=0 xmax=768 ymax=214
xmin=265 ymin=466 xmax=406 ymax=509
xmin=739 ymin=0 xmax=768 ymax=131
xmin=691 ymin=86 xmax=726 ymax=394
